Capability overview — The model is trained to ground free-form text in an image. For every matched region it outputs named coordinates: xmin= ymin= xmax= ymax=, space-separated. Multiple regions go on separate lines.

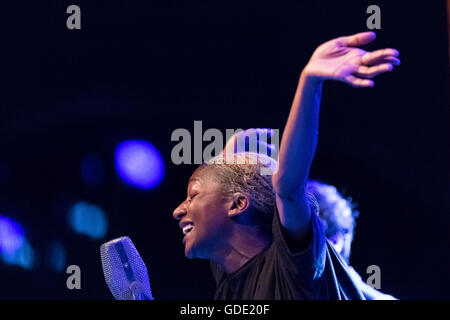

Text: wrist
xmin=300 ymin=66 xmax=323 ymax=86
xmin=299 ymin=67 xmax=324 ymax=91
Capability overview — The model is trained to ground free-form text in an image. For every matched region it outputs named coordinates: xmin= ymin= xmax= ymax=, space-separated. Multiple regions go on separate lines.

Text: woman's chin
xmin=184 ymin=241 xmax=195 ymax=259
xmin=185 ymin=248 xmax=195 ymax=259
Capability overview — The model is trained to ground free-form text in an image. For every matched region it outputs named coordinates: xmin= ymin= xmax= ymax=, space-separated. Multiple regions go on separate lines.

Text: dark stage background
xmin=0 ymin=1 xmax=448 ymax=299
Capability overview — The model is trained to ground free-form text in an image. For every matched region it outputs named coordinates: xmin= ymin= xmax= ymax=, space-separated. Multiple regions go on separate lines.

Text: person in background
xmin=224 ymin=131 xmax=398 ymax=299
xmin=173 ymin=32 xmax=400 ymax=299
xmin=305 ymin=180 xmax=397 ymax=300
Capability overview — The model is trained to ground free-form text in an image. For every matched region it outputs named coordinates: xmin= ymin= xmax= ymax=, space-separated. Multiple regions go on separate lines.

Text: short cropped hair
xmin=204 ymin=153 xmax=277 ymax=226
xmin=203 ymin=153 xmax=318 ymax=231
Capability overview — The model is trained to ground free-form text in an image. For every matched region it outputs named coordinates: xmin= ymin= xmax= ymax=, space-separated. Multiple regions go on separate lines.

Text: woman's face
xmin=173 ymin=167 xmax=233 ymax=260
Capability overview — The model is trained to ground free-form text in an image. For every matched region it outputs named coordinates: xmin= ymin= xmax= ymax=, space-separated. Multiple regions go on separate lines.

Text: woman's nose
xmin=172 ymin=201 xmax=187 ymax=221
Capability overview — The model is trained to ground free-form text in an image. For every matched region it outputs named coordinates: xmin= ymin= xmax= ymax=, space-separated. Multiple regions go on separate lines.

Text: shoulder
xmin=271 ymin=201 xmax=327 ymax=283
xmin=274 ymin=189 xmax=320 ymax=252
xmin=273 ymin=193 xmax=322 ymax=254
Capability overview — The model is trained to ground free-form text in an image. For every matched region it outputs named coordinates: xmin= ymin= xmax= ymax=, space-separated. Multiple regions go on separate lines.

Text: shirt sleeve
xmin=271 ymin=198 xmax=328 ymax=291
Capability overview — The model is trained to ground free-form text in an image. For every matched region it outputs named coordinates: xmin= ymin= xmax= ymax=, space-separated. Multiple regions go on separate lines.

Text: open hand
xmin=303 ymin=32 xmax=400 ymax=87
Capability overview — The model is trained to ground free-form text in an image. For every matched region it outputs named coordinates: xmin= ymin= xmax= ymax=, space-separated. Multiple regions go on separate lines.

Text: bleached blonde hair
xmin=201 ymin=152 xmax=318 ymax=231
xmin=203 ymin=152 xmax=278 ymax=223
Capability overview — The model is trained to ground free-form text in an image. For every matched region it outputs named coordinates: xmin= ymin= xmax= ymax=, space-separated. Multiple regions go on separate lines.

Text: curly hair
xmin=306 ymin=180 xmax=359 ymax=263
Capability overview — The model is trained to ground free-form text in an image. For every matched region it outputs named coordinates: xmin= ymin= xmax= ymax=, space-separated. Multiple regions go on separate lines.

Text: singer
xmin=172 ymin=32 xmax=400 ymax=299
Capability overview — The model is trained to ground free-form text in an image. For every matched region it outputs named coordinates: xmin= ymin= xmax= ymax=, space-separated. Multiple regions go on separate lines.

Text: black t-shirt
xmin=210 ymin=206 xmax=365 ymax=300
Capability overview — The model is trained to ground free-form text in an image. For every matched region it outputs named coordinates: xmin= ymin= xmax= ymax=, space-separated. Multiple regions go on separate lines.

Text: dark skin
xmin=173 ymin=167 xmax=272 ymax=274
xmin=173 ymin=32 xmax=399 ymax=274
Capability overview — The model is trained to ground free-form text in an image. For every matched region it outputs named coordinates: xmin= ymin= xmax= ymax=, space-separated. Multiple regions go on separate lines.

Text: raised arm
xmin=272 ymin=32 xmax=400 ymax=243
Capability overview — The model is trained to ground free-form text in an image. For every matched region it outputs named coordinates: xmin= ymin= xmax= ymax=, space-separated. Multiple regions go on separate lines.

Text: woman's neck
xmin=212 ymin=225 xmax=272 ymax=274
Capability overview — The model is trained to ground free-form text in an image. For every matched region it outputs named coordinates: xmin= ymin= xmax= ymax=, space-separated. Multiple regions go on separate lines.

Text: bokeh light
xmin=68 ymin=201 xmax=108 ymax=239
xmin=48 ymin=241 xmax=66 ymax=272
xmin=0 ymin=216 xmax=35 ymax=270
xmin=0 ymin=216 xmax=25 ymax=254
xmin=114 ymin=140 xmax=165 ymax=189
xmin=1 ymin=239 xmax=35 ymax=270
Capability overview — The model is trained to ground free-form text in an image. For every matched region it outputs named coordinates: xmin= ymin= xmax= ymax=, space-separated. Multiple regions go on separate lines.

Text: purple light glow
xmin=0 ymin=216 xmax=25 ymax=254
xmin=0 ymin=216 xmax=34 ymax=270
xmin=114 ymin=140 xmax=165 ymax=189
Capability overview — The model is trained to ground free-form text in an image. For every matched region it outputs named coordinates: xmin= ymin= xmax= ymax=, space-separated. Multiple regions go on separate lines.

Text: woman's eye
xmin=190 ymin=194 xmax=198 ymax=200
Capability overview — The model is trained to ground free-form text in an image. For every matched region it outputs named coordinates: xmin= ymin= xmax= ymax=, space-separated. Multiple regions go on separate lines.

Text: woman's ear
xmin=227 ymin=193 xmax=250 ymax=218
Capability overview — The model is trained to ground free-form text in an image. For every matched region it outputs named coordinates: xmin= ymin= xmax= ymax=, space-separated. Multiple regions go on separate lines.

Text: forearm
xmin=273 ymin=70 xmax=323 ymax=198
xmin=271 ymin=32 xmax=398 ymax=240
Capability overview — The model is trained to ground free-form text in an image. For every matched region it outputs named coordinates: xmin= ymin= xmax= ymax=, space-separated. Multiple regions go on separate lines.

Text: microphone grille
xmin=100 ymin=236 xmax=152 ymax=300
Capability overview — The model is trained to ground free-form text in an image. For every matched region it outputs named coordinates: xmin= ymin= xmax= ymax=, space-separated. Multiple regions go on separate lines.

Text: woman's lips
xmin=183 ymin=227 xmax=194 ymax=244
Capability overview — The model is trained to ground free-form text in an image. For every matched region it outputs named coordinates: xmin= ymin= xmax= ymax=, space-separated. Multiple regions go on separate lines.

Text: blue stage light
xmin=1 ymin=239 xmax=35 ymax=270
xmin=114 ymin=140 xmax=165 ymax=189
xmin=68 ymin=201 xmax=108 ymax=240
xmin=0 ymin=216 xmax=35 ymax=270
xmin=0 ymin=216 xmax=25 ymax=254
xmin=48 ymin=241 xmax=66 ymax=272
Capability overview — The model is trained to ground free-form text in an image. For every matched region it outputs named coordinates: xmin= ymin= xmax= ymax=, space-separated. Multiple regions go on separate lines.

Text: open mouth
xmin=182 ymin=223 xmax=194 ymax=235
